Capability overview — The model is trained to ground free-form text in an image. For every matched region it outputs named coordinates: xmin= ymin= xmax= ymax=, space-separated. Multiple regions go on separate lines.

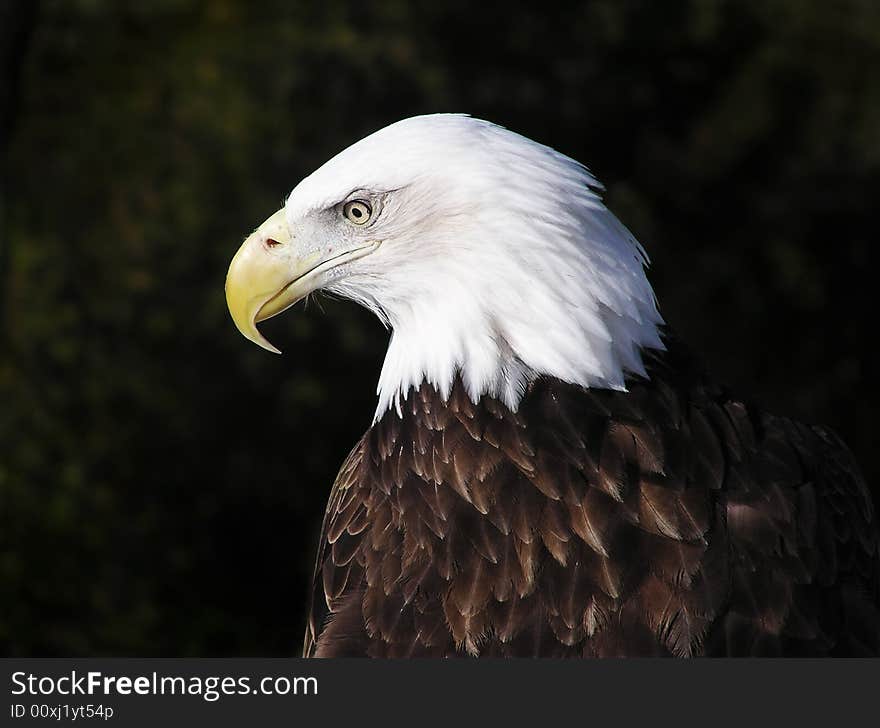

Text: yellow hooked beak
xmin=225 ymin=208 xmax=379 ymax=354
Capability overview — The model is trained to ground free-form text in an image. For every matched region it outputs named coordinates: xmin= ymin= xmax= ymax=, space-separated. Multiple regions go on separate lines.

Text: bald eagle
xmin=225 ymin=115 xmax=879 ymax=657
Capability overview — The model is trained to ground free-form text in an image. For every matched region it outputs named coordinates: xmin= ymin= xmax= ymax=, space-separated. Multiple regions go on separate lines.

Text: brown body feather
xmin=304 ymin=336 xmax=880 ymax=657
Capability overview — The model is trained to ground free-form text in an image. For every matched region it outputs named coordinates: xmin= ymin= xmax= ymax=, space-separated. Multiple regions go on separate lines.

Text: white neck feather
xmin=369 ymin=199 xmax=665 ymax=420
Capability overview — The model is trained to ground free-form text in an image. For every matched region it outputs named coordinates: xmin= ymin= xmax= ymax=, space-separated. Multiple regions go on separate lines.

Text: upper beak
xmin=225 ymin=208 xmax=379 ymax=354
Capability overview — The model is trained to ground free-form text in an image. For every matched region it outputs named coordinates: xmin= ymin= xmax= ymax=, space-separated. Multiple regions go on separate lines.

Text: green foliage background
xmin=1 ymin=0 xmax=878 ymax=655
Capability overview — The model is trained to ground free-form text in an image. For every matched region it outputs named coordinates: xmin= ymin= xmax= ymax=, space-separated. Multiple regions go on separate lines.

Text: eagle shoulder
xmin=304 ymin=341 xmax=879 ymax=657
xmin=303 ymin=440 xmax=370 ymax=657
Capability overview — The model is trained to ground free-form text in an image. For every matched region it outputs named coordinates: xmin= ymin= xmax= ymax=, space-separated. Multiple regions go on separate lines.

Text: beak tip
xmin=245 ymin=326 xmax=283 ymax=355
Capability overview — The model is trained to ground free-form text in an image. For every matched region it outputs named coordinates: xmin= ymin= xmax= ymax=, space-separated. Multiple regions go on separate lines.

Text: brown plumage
xmin=303 ymin=335 xmax=879 ymax=657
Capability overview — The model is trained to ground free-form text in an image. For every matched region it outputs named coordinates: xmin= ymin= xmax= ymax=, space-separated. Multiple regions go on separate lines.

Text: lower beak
xmin=225 ymin=208 xmax=379 ymax=354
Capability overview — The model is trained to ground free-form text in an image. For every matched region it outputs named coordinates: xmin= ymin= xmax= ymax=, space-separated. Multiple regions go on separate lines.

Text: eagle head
xmin=225 ymin=114 xmax=664 ymax=417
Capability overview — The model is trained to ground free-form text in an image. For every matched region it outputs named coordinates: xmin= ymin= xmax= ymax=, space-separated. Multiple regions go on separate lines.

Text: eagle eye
xmin=343 ymin=200 xmax=372 ymax=225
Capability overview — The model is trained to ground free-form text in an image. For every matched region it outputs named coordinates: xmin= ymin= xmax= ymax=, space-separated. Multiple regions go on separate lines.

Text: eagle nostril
xmin=265 ymin=238 xmax=282 ymax=248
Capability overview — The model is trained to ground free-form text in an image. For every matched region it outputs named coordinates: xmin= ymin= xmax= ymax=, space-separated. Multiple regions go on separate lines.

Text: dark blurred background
xmin=1 ymin=0 xmax=877 ymax=656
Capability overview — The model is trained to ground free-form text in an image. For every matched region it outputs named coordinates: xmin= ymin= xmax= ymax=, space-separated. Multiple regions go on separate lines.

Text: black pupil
xmin=352 ymin=207 xmax=362 ymax=218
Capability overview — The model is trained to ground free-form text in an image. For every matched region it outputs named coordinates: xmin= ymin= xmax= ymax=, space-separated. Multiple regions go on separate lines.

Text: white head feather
xmin=284 ymin=114 xmax=665 ymax=419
